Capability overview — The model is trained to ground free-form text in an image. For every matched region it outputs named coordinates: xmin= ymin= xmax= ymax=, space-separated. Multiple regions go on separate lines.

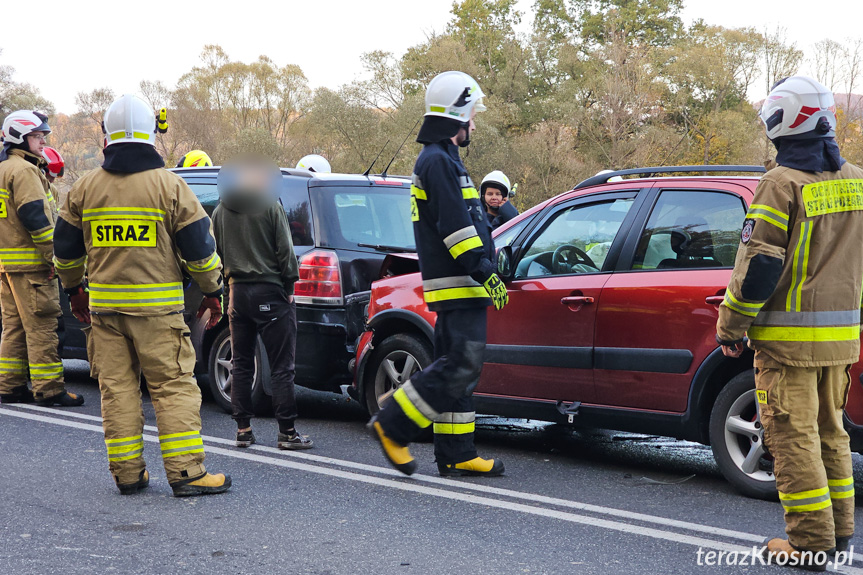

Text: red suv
xmin=353 ymin=166 xmax=863 ymax=500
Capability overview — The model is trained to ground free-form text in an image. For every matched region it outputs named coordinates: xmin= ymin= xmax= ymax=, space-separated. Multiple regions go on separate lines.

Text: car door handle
xmin=705 ymin=295 xmax=725 ymax=306
xmin=561 ymin=296 xmax=595 ymax=312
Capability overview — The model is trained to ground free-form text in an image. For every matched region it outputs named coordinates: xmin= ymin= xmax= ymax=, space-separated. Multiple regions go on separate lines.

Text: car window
xmin=632 ymin=190 xmax=746 ymax=270
xmin=282 ymin=177 xmax=314 ymax=247
xmin=186 ymin=183 xmax=219 ymax=216
xmin=494 ymin=216 xmax=531 ymax=248
xmin=516 ymin=199 xmax=633 ymax=279
xmin=314 ymin=186 xmax=415 ymax=251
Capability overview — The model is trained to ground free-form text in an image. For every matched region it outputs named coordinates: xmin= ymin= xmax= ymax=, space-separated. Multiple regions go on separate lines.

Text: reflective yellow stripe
xmin=828 ymin=477 xmax=855 ymax=499
xmin=89 ymin=282 xmax=184 ymax=308
xmin=748 ymin=325 xmax=860 ymax=342
xmin=802 ymin=179 xmax=863 ymax=217
xmin=779 ymin=486 xmax=832 ymax=512
xmin=0 ymin=248 xmax=43 ymax=265
xmin=31 ymin=228 xmax=54 ymax=243
xmin=433 ymin=422 xmax=475 ymax=435
xmin=462 ymin=187 xmax=479 ymax=200
xmin=411 ymin=185 xmax=427 ymax=201
xmin=187 ymin=253 xmax=220 ymax=273
xmin=448 ymin=235 xmax=483 ymax=258
xmin=0 ymin=188 xmax=8 ymax=198
xmin=159 ymin=431 xmax=204 ymax=458
xmin=423 ymin=286 xmax=488 ymax=303
xmin=393 ymin=387 xmax=433 ymax=428
xmin=105 ymin=435 xmax=144 ymax=461
xmin=723 ymin=291 xmax=763 ymax=317
xmin=747 ymin=204 xmax=789 ymax=231
xmin=133 ymin=131 xmax=151 ymax=141
xmin=29 ymin=362 xmax=63 ymax=378
xmin=787 ymin=221 xmax=811 ymax=312
xmin=82 ymin=207 xmax=165 ymax=222
xmin=53 ymin=256 xmax=86 ymax=270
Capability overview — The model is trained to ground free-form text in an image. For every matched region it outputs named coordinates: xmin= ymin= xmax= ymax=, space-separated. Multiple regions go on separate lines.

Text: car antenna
xmin=380 ymin=117 xmax=421 ymax=178
xmin=363 ymin=139 xmax=390 ymax=176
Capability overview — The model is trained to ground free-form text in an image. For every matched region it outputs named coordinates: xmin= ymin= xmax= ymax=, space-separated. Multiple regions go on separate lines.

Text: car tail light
xmin=294 ymin=249 xmax=343 ymax=305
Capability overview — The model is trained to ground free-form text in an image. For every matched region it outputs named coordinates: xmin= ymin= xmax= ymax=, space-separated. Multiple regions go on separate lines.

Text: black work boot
xmin=0 ymin=385 xmax=34 ymax=404
xmin=170 ymin=473 xmax=232 ymax=497
xmin=35 ymin=391 xmax=84 ymax=407
xmin=117 ymin=470 xmax=149 ymax=495
xmin=829 ymin=534 xmax=854 ymax=556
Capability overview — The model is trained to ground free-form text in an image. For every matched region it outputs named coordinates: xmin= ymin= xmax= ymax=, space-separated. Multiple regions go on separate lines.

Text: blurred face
xmin=26 ymin=132 xmax=48 ymax=155
xmin=484 ymin=186 xmax=505 ymax=210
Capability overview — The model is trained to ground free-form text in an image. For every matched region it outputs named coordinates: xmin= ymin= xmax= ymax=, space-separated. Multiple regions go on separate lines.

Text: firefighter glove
xmin=68 ymin=285 xmax=90 ymax=325
xmin=483 ymin=273 xmax=508 ymax=311
xmin=197 ymin=296 xmax=223 ymax=330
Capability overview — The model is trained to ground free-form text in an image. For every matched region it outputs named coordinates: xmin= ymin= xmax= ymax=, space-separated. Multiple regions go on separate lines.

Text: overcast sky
xmin=3 ymin=0 xmax=860 ymax=114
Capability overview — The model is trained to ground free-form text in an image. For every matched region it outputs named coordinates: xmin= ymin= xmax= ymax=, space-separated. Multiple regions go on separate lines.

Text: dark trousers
xmin=377 ymin=307 xmax=487 ymax=464
xmin=228 ymin=283 xmax=298 ymax=432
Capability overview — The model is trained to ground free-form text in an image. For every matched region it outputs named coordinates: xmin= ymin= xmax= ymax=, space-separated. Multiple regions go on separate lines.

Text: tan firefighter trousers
xmin=755 ymin=351 xmax=855 ymax=551
xmin=91 ymin=312 xmax=207 ymax=485
xmin=0 ymin=271 xmax=64 ymax=399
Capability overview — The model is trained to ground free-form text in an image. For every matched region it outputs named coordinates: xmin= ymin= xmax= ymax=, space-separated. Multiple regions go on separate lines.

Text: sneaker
xmin=277 ymin=430 xmax=314 ymax=450
xmin=35 ymin=391 xmax=84 ymax=407
xmin=0 ymin=385 xmax=34 ymax=404
xmin=236 ymin=429 xmax=256 ymax=448
xmin=117 ymin=470 xmax=149 ymax=495
xmin=170 ymin=473 xmax=232 ymax=497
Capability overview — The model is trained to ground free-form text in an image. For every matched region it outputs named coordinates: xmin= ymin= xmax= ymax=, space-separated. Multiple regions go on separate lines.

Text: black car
xmin=57 ymin=167 xmax=414 ymax=412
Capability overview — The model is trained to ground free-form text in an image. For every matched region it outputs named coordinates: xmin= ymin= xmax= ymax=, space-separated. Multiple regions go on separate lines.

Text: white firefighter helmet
xmin=760 ymin=76 xmax=836 ymax=140
xmin=2 ymin=110 xmax=51 ymax=145
xmin=481 ymin=170 xmax=511 ymax=195
xmin=103 ymin=94 xmax=158 ymax=147
xmin=295 ymin=154 xmax=331 ymax=173
xmin=424 ymin=71 xmax=487 ymax=121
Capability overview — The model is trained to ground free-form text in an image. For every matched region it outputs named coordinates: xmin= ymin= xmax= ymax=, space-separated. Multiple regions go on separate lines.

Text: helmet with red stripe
xmin=2 ymin=110 xmax=51 ymax=145
xmin=42 ymin=147 xmax=65 ymax=178
xmin=760 ymin=76 xmax=836 ymax=140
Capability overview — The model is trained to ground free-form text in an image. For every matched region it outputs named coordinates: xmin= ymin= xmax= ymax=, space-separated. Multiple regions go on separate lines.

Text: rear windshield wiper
xmin=357 ymin=243 xmax=417 ymax=253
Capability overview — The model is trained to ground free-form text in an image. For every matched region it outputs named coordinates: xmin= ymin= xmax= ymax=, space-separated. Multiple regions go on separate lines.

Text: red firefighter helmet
xmin=42 ymin=146 xmax=65 ymax=178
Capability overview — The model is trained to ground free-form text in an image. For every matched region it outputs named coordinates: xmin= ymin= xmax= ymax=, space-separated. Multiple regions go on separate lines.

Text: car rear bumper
xmin=295 ymin=292 xmax=370 ymax=392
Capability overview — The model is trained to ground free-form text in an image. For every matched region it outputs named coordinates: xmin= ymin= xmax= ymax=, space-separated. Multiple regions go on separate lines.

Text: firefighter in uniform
xmin=54 ymin=94 xmax=231 ymax=497
xmin=370 ymin=71 xmax=508 ymax=477
xmin=717 ymin=76 xmax=861 ymax=570
xmin=0 ymin=111 xmax=83 ymax=407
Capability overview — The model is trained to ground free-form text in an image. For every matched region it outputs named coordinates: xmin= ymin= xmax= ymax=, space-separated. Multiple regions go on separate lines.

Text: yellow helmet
xmin=176 ymin=150 xmax=213 ymax=168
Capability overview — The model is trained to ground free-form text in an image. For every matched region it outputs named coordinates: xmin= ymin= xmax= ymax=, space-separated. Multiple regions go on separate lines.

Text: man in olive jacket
xmin=212 ymin=159 xmax=311 ymax=450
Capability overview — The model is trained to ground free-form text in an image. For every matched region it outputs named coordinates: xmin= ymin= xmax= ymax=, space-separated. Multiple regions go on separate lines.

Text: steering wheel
xmin=552 ymin=244 xmax=597 ymax=274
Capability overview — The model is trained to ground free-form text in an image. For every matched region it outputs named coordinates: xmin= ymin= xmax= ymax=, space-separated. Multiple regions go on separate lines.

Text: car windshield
xmin=313 ymin=185 xmax=416 ymax=251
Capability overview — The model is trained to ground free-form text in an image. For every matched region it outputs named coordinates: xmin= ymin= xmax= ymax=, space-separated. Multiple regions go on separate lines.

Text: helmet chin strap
xmin=457 ymin=121 xmax=471 ymax=148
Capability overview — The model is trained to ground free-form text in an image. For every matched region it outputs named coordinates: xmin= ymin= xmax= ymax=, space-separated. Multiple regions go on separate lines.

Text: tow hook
xmin=556 ymin=401 xmax=582 ymax=424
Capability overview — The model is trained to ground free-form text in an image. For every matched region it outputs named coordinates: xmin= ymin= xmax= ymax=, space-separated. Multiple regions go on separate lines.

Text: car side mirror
xmin=497 ymin=245 xmax=514 ymax=279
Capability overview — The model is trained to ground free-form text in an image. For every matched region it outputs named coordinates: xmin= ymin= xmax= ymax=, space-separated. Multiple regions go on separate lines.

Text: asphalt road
xmin=2 ymin=360 xmax=863 ymax=575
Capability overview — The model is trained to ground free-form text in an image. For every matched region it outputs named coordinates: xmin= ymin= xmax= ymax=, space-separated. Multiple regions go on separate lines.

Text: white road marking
xmin=8 ymin=403 xmax=766 ymax=542
xmin=3 ymin=405 xmax=862 ymax=574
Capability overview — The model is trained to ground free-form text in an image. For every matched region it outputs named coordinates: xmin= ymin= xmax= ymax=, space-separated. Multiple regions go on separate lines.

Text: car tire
xmin=364 ymin=333 xmax=433 ymax=415
xmin=206 ymin=327 xmax=271 ymax=416
xmin=709 ymin=370 xmax=778 ymax=501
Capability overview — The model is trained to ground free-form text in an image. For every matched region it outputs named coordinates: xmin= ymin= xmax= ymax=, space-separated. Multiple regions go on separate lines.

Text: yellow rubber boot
xmin=760 ymin=538 xmax=828 ymax=572
xmin=369 ymin=418 xmax=416 ymax=476
xmin=438 ymin=457 xmax=505 ymax=477
xmin=170 ymin=473 xmax=232 ymax=497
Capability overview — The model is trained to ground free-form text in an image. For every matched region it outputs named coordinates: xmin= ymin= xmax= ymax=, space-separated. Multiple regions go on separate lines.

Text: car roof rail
xmin=573 ymin=165 xmax=767 ymax=190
